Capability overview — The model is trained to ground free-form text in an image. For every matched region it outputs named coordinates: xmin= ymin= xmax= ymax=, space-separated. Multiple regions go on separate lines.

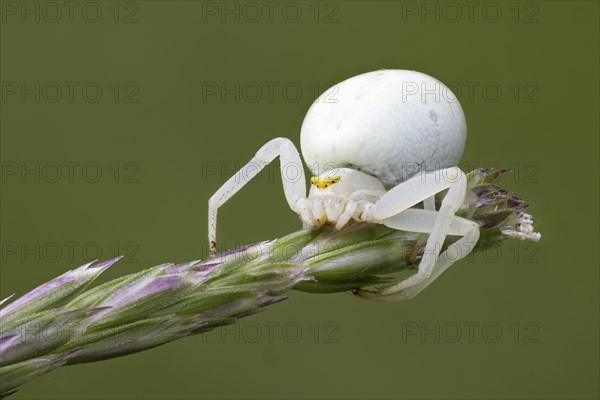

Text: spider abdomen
xmin=300 ymin=69 xmax=467 ymax=188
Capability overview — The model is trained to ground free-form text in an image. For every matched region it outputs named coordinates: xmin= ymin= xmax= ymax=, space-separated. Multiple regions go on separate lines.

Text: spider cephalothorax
xmin=300 ymin=168 xmax=385 ymax=229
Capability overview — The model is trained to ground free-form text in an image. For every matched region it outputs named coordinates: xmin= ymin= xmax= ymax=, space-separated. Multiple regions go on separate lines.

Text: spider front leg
xmin=357 ymin=167 xmax=479 ymax=301
xmin=208 ymin=137 xmax=307 ymax=257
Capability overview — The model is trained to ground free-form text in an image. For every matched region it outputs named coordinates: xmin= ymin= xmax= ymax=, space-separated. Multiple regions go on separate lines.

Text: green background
xmin=1 ymin=1 xmax=598 ymax=399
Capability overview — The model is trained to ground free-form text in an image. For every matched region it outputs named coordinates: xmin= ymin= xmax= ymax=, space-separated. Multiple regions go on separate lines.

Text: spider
xmin=208 ymin=69 xmax=480 ymax=301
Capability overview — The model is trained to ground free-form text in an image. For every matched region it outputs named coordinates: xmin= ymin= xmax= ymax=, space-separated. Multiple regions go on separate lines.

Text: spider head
xmin=303 ymin=168 xmax=386 ymax=229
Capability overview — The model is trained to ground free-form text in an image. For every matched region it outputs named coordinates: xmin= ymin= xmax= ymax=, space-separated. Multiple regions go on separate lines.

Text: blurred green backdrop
xmin=1 ymin=1 xmax=598 ymax=399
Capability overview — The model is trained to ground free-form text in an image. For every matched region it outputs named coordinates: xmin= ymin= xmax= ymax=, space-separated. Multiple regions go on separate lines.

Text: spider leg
xmin=357 ymin=209 xmax=479 ymax=300
xmin=423 ymin=195 xmax=436 ymax=211
xmin=208 ymin=137 xmax=307 ymax=257
xmin=334 ymin=200 xmax=358 ymax=230
xmin=357 ymin=167 xmax=478 ymax=301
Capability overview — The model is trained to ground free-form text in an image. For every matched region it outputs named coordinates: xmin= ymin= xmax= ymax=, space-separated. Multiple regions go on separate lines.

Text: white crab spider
xmin=208 ymin=69 xmax=480 ymax=301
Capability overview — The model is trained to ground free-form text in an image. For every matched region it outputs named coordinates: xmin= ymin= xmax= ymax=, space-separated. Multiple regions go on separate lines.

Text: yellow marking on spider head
xmin=310 ymin=175 xmax=341 ymax=189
